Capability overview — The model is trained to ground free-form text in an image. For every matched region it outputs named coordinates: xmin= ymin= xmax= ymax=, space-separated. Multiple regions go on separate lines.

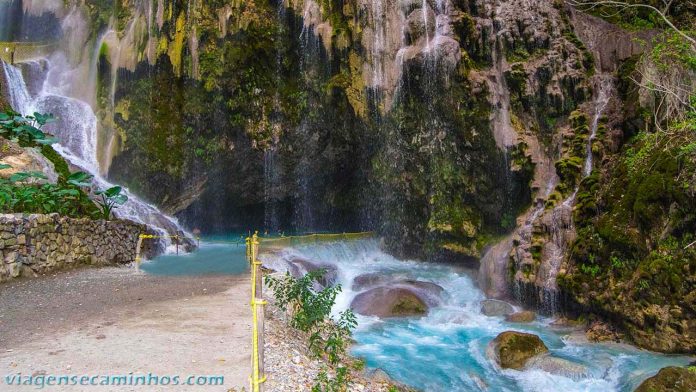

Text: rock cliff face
xmin=2 ymin=0 xmax=694 ymax=353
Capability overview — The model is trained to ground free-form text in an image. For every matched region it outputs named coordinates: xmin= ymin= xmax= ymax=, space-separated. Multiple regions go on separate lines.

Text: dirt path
xmin=0 ymin=266 xmax=251 ymax=391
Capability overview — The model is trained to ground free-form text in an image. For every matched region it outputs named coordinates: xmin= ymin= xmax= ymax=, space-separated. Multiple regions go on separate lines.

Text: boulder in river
xmin=351 ymin=286 xmax=428 ymax=317
xmin=286 ymin=257 xmax=338 ymax=288
xmin=489 ymin=331 xmax=549 ymax=370
xmin=505 ymin=311 xmax=536 ymax=323
xmin=634 ymin=366 xmax=696 ymax=392
xmin=480 ymin=299 xmax=515 ymax=316
xmin=352 ymin=272 xmax=392 ymax=290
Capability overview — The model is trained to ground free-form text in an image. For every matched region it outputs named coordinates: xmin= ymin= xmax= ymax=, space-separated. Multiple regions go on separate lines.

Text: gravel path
xmin=0 ymin=265 xmax=236 ymax=349
xmin=0 ymin=265 xmax=251 ymax=391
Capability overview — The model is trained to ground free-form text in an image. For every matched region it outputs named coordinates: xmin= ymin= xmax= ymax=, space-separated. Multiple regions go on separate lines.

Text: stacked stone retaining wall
xmin=0 ymin=213 xmax=160 ymax=282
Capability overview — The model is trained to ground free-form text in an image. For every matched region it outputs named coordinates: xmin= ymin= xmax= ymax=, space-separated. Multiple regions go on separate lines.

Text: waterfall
xmin=564 ymin=75 xmax=612 ymax=207
xmin=488 ymin=5 xmax=517 ymax=150
xmin=1 ymin=59 xmax=190 ymax=251
xmin=2 ymin=62 xmax=32 ymax=111
xmin=263 ymin=148 xmax=281 ymax=233
xmin=584 ymin=78 xmax=611 ymax=176
xmin=516 ymin=75 xmax=613 ymax=312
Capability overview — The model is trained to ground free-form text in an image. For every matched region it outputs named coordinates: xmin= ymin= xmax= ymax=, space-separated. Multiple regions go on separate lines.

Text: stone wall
xmin=0 ymin=213 xmax=160 ymax=282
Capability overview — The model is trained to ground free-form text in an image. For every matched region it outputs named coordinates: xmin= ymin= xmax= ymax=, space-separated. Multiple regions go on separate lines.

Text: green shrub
xmin=0 ymin=111 xmax=57 ymax=147
xmin=311 ymin=366 xmax=350 ymax=392
xmin=0 ymin=167 xmax=98 ymax=217
xmin=40 ymin=145 xmax=71 ymax=180
xmin=94 ymin=186 xmax=128 ymax=220
xmin=266 ymin=270 xmax=358 ymax=389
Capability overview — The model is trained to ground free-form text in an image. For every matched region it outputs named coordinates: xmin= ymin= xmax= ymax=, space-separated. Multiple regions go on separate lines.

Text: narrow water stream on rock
xmin=261 ymin=239 xmax=693 ymax=392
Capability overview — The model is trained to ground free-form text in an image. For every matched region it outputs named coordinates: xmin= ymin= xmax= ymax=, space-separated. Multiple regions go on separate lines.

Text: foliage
xmin=311 ymin=366 xmax=350 ymax=392
xmin=40 ymin=145 xmax=71 ymax=180
xmin=94 ymin=186 xmax=128 ymax=220
xmin=266 ymin=270 xmax=358 ymax=390
xmin=0 ymin=111 xmax=58 ymax=147
xmin=266 ymin=269 xmax=339 ymax=331
xmin=0 ymin=166 xmax=98 ymax=217
xmin=650 ymin=30 xmax=696 ymax=72
xmin=310 ymin=309 xmax=357 ymax=365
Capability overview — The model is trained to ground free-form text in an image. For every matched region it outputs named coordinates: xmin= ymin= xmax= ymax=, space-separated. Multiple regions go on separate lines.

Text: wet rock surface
xmin=634 ymin=366 xmax=696 ymax=392
xmin=585 ymin=320 xmax=623 ymax=343
xmin=286 ymin=257 xmax=338 ymax=288
xmin=525 ymin=354 xmax=589 ymax=380
xmin=480 ymin=299 xmax=515 ymax=316
xmin=505 ymin=310 xmax=536 ymax=323
xmin=351 ymin=286 xmax=429 ymax=318
xmin=489 ymin=331 xmax=549 ymax=370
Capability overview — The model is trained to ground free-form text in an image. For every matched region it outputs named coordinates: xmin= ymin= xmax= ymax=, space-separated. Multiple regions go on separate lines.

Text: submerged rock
xmin=489 ymin=331 xmax=548 ymax=370
xmin=480 ymin=299 xmax=515 ymax=316
xmin=634 ymin=366 xmax=696 ymax=392
xmin=506 ymin=311 xmax=536 ymax=323
xmin=525 ymin=354 xmax=589 ymax=380
xmin=351 ymin=286 xmax=428 ymax=317
xmin=365 ymin=368 xmax=392 ymax=383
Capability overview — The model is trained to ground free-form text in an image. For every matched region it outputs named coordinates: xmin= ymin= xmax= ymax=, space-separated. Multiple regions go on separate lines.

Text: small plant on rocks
xmin=266 ymin=270 xmax=358 ymax=391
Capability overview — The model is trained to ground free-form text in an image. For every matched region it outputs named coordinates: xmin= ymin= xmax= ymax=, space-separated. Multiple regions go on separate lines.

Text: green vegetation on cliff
xmin=558 ymin=10 xmax=696 ymax=351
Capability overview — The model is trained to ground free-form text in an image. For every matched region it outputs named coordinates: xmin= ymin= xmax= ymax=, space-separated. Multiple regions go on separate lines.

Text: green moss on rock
xmin=490 ymin=331 xmax=549 ymax=369
xmin=634 ymin=366 xmax=696 ymax=392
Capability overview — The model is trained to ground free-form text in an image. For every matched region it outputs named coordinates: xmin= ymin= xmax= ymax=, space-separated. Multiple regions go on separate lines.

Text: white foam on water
xmin=264 ymin=239 xmax=694 ymax=392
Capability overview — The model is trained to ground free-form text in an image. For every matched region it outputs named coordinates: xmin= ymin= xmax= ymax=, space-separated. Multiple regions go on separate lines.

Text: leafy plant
xmin=310 ymin=309 xmax=357 ymax=365
xmin=580 ymin=263 xmax=601 ymax=278
xmin=266 ymin=270 xmax=358 ymax=389
xmin=94 ymin=186 xmax=128 ymax=220
xmin=0 ymin=111 xmax=57 ymax=147
xmin=67 ymin=171 xmax=94 ymax=187
xmin=0 ymin=166 xmax=95 ymax=216
xmin=610 ymin=255 xmax=625 ymax=270
xmin=311 ymin=366 xmax=350 ymax=392
xmin=266 ymin=269 xmax=341 ymax=332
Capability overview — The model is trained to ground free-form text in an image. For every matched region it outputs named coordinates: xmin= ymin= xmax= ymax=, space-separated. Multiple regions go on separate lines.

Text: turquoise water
xmin=139 ymin=240 xmax=248 ymax=276
xmin=260 ymin=239 xmax=694 ymax=392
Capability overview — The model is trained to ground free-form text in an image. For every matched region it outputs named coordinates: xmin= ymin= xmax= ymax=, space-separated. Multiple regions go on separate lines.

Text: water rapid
xmin=261 ymin=239 xmax=693 ymax=392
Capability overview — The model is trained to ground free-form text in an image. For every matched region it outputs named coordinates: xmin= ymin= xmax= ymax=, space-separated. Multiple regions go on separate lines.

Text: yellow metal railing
xmin=256 ymin=231 xmax=374 ymax=252
xmin=0 ymin=42 xmax=57 ymax=64
xmin=246 ymin=232 xmax=266 ymax=392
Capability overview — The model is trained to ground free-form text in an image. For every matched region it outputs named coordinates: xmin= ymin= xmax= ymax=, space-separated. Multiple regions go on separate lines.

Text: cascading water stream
xmin=563 ymin=75 xmax=612 ymax=207
xmin=261 ymin=239 xmax=693 ymax=392
xmin=2 ymin=59 xmax=190 ymax=251
xmin=488 ymin=3 xmax=517 ymax=151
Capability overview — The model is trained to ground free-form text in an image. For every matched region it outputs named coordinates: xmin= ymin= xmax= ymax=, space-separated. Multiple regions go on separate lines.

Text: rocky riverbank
xmin=264 ymin=297 xmax=415 ymax=392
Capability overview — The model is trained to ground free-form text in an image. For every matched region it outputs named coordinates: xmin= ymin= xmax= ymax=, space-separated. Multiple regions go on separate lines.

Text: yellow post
xmin=249 ymin=232 xmax=266 ymax=392
xmin=134 ymin=234 xmax=144 ymax=270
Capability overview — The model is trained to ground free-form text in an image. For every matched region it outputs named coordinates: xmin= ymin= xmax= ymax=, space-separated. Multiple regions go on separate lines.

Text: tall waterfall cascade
xmin=0 ymin=0 xmax=192 ymax=250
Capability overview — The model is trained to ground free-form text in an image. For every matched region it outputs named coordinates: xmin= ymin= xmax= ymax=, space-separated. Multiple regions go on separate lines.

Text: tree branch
xmin=566 ymin=0 xmax=696 ymax=48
